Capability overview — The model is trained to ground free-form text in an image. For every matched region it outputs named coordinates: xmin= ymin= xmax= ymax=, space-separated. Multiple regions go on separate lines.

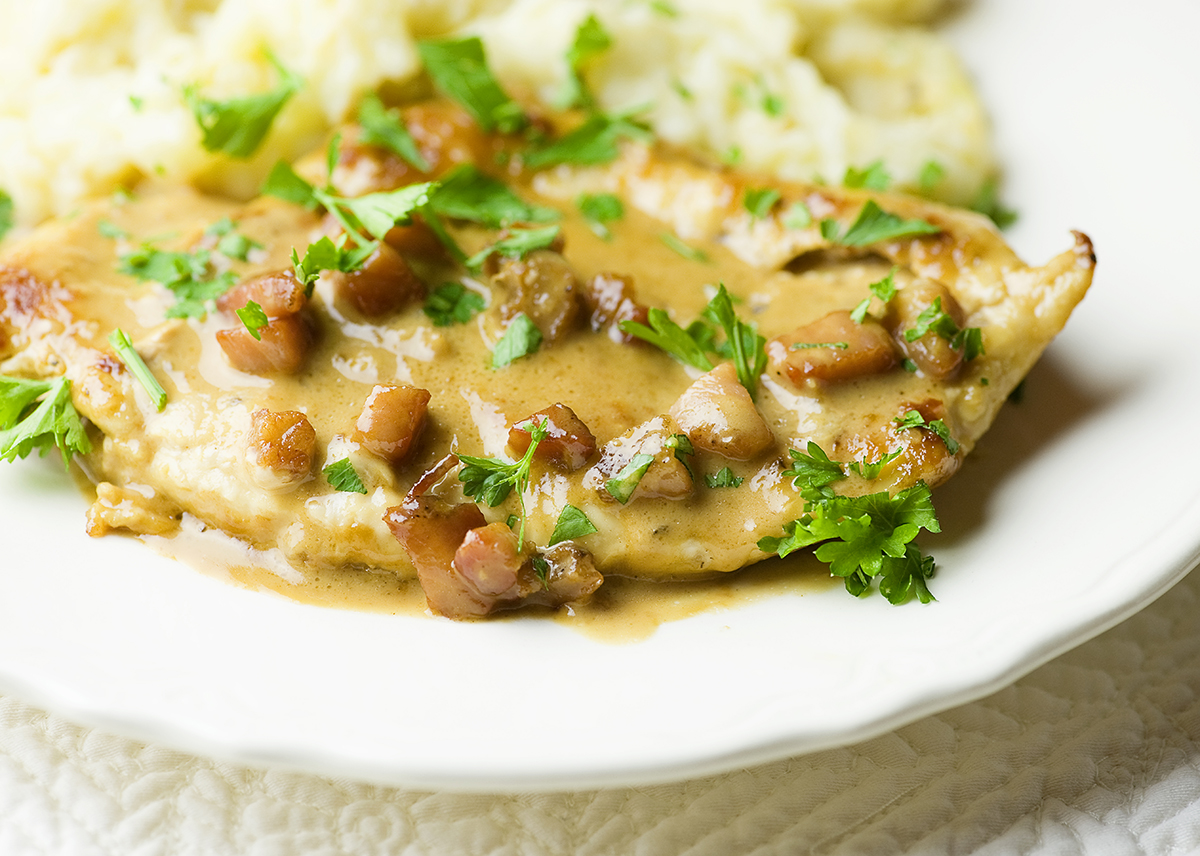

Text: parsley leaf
xmin=918 ymin=160 xmax=944 ymax=195
xmin=843 ymin=160 xmax=891 ymax=191
xmin=418 ymin=37 xmax=526 ymax=133
xmin=821 ymin=200 xmax=940 ymax=247
xmin=204 ymin=217 xmax=261 ymax=261
xmin=109 ymin=328 xmax=167 ymax=412
xmin=781 ymin=442 xmax=845 ymax=497
xmin=548 ymin=504 xmax=599 ymax=545
xmin=894 ymin=409 xmax=960 ymax=454
xmin=744 ymin=188 xmax=781 ymax=221
xmin=971 ymin=178 xmax=1018 ymax=229
xmin=659 ymin=231 xmax=709 ymax=263
xmin=903 ymin=297 xmax=985 ymax=362
xmin=97 ymin=219 xmax=128 ymax=240
xmin=324 ymin=458 xmax=368 ymax=494
xmin=356 ymin=92 xmax=430 ymax=172
xmin=791 ymin=341 xmax=848 ymax=350
xmin=847 ymin=449 xmax=902 ymax=480
xmin=783 ymin=201 xmax=812 ymax=229
xmin=183 ymin=52 xmax=301 ymax=158
xmin=0 ymin=375 xmax=91 ymax=467
xmin=290 ymin=235 xmax=377 ymax=295
xmin=117 ymin=242 xmax=236 ymax=320
xmin=466 ymin=225 xmax=562 ymax=271
xmin=428 ymin=164 xmax=558 ymax=228
xmin=702 ymin=284 xmax=767 ymax=400
xmin=424 ymin=282 xmax=485 ymax=327
xmin=523 ymin=110 xmax=653 ymax=169
xmin=619 ymin=308 xmax=714 ymax=373
xmin=577 ymin=192 xmax=624 ymax=239
xmin=492 ymin=312 xmax=543 ymax=368
xmin=559 ymin=14 xmax=613 ymax=109
xmin=705 ymin=467 xmax=744 ymax=489
xmin=458 ymin=419 xmax=549 ymax=547
xmin=0 ymin=189 xmax=13 ymax=241
xmin=605 ymin=452 xmax=656 ymax=504
xmin=850 ymin=267 xmax=898 ymax=323
xmin=235 ymin=300 xmax=270 ymax=341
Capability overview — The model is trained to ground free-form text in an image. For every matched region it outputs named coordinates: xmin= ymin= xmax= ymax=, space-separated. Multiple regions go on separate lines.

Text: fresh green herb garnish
xmin=97 ymin=219 xmax=128 ymax=240
xmin=418 ymin=37 xmax=526 ymax=133
xmin=917 ymin=160 xmax=944 ymax=195
xmin=577 ymin=192 xmax=624 ymax=239
xmin=290 ymin=235 xmax=377 ymax=296
xmin=850 ymin=267 xmax=898 ymax=323
xmin=357 ymin=92 xmax=430 ymax=172
xmin=702 ymin=284 xmax=767 ymax=400
xmin=821 ymin=200 xmax=940 ymax=247
xmin=0 ymin=375 xmax=91 ymax=467
xmin=128 ymin=94 xmax=144 ymax=112
xmin=791 ymin=341 xmax=848 ymax=351
xmin=744 ymin=188 xmax=781 ymax=221
xmin=548 ymin=504 xmax=599 ymax=545
xmin=458 ymin=418 xmax=549 ymax=547
xmin=204 ymin=217 xmax=261 ymax=261
xmin=894 ymin=410 xmax=960 ymax=454
xmin=758 ymin=441 xmax=939 ymax=604
xmin=491 ymin=312 xmax=543 ymax=368
xmin=847 ymin=449 xmax=902 ymax=480
xmin=117 ymin=243 xmax=236 ymax=320
xmin=235 ymin=300 xmax=270 ymax=341
xmin=843 ymin=160 xmax=891 ymax=191
xmin=324 ymin=458 xmax=368 ymax=494
xmin=658 ymin=231 xmax=709 ymax=263
xmin=605 ymin=452 xmax=655 ymax=504
xmin=721 ymin=146 xmax=744 ymax=167
xmin=424 ymin=282 xmax=485 ymax=327
xmin=428 ymin=164 xmax=558 ymax=228
xmin=0 ymin=189 xmax=15 ymax=241
xmin=705 ymin=467 xmax=744 ymax=489
xmin=523 ymin=110 xmax=653 ymax=168
xmin=108 ymin=328 xmax=167 ymax=412
xmin=559 ymin=14 xmax=613 ymax=109
xmin=183 ymin=52 xmax=301 ymax=158
xmin=649 ymin=0 xmax=679 ymax=16
xmin=672 ymin=79 xmax=693 ymax=101
xmin=904 ymin=297 xmax=984 ymax=361
xmin=783 ymin=201 xmax=812 ymax=229
xmin=466 ymin=224 xmax=562 ymax=271
xmin=619 ymin=307 xmax=714 ymax=372
xmin=971 ymin=178 xmax=1018 ymax=229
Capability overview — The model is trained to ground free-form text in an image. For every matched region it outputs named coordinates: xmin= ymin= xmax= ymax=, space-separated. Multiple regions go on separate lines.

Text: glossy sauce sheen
xmin=0 ymin=116 xmax=1093 ymax=627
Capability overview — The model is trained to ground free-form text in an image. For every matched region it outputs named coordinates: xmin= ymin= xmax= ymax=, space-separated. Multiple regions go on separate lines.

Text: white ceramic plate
xmin=3 ymin=0 xmax=1199 ymax=792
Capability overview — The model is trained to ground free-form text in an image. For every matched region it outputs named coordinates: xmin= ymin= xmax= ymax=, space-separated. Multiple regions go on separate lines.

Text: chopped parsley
xmin=0 ymin=374 xmax=91 ymax=467
xmin=758 ymin=441 xmax=939 ymax=604
xmin=323 ymin=458 xmax=368 ymax=494
xmin=97 ymin=219 xmax=128 ymax=240
xmin=183 ymin=52 xmax=302 ymax=158
xmin=619 ymin=307 xmax=714 ymax=373
xmin=605 ymin=453 xmax=655 ymax=504
xmin=705 ymin=467 xmax=744 ymax=489
xmin=842 ymin=160 xmax=891 ymax=191
xmin=108 ymin=328 xmax=167 ymax=412
xmin=850 ymin=267 xmax=898 ymax=323
xmin=894 ymin=410 xmax=960 ymax=455
xmin=117 ymin=242 xmax=236 ymax=320
xmin=0 ymin=189 xmax=13 ymax=241
xmin=235 ymin=300 xmax=270 ymax=341
xmin=522 ymin=110 xmax=653 ymax=168
xmin=791 ymin=341 xmax=848 ymax=350
xmin=466 ymin=224 xmax=562 ymax=271
xmin=971 ymin=178 xmax=1019 ymax=230
xmin=658 ymin=231 xmax=709 ymax=263
xmin=904 ymin=297 xmax=984 ymax=362
xmin=424 ymin=282 xmax=486 ymax=327
xmin=428 ymin=164 xmax=558 ymax=229
xmin=356 ymin=92 xmax=430 ymax=172
xmin=204 ymin=217 xmax=261 ymax=261
xmin=821 ymin=200 xmax=941 ymax=247
xmin=491 ymin=312 xmax=543 ymax=368
xmin=548 ymin=504 xmax=599 ymax=545
xmin=458 ymin=418 xmax=548 ymax=547
xmin=917 ymin=160 xmax=944 ymax=195
xmin=577 ymin=192 xmax=624 ymax=239
xmin=418 ymin=37 xmax=526 ymax=133
xmin=744 ymin=188 xmax=781 ymax=221
xmin=783 ymin=201 xmax=812 ymax=229
xmin=559 ymin=14 xmax=613 ymax=109
xmin=290 ymin=234 xmax=377 ymax=295
xmin=702 ymin=284 xmax=767 ymax=399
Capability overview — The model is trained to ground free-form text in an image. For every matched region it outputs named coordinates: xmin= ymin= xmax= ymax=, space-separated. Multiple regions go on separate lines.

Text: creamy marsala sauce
xmin=0 ymin=100 xmax=1093 ymax=628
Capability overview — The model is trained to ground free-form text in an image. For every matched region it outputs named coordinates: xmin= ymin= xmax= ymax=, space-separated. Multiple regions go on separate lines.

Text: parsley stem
xmin=108 ymin=328 xmax=167 ymax=412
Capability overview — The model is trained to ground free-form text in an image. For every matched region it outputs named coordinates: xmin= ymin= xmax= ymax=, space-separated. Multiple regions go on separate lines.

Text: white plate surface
xmin=3 ymin=0 xmax=1199 ymax=792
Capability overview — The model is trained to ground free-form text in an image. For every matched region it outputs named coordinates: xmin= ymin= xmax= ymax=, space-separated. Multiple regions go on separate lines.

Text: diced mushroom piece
xmin=883 ymin=279 xmax=968 ymax=380
xmin=216 ymin=270 xmax=307 ymax=317
xmin=766 ymin=310 xmax=897 ymax=386
xmin=581 ymin=272 xmax=650 ymax=344
xmin=351 ymin=383 xmax=430 ymax=466
xmin=331 ymin=242 xmax=425 ymax=317
xmin=508 ymin=403 xmax=597 ymax=471
xmin=384 ymin=219 xmax=448 ymax=261
xmin=533 ymin=542 xmax=604 ymax=606
xmin=835 ymin=398 xmax=962 ymax=491
xmin=245 ymin=409 xmax=317 ymax=490
xmin=452 ymin=522 xmax=526 ymax=598
xmin=216 ymin=314 xmax=313 ymax=375
xmin=587 ymin=415 xmax=694 ymax=503
xmin=491 ymin=249 xmax=581 ymax=342
xmin=669 ymin=362 xmax=774 ymax=460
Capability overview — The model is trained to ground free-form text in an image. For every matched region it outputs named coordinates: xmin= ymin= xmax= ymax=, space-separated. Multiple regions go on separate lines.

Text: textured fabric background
xmin=1 ymin=564 xmax=1199 ymax=855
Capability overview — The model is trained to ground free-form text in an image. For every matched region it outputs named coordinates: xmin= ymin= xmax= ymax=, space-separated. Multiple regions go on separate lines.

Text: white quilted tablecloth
xmin=2 ymin=562 xmax=1199 ymax=856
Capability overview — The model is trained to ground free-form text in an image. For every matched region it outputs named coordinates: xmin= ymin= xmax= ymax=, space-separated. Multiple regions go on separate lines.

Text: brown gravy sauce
xmin=141 ymin=518 xmax=833 ymax=643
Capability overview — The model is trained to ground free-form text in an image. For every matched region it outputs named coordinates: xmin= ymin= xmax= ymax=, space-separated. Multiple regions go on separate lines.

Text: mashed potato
xmin=0 ymin=0 xmax=991 ymax=230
